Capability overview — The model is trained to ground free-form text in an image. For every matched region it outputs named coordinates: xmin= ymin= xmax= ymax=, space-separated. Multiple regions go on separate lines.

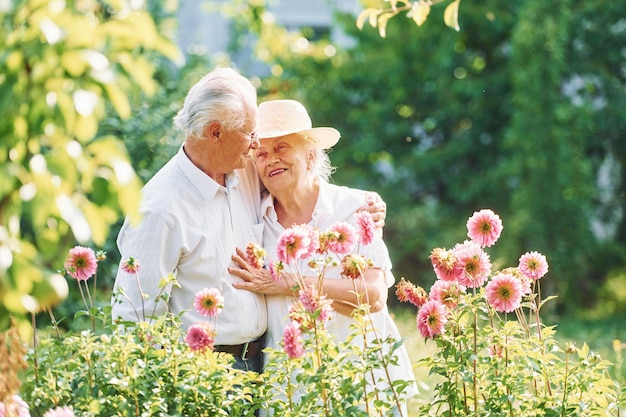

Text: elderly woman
xmin=230 ymin=100 xmax=416 ymax=412
xmin=229 ymin=99 xmax=417 ymax=412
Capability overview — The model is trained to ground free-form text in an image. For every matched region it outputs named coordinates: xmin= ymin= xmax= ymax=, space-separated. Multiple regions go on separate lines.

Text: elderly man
xmin=112 ymin=67 xmax=266 ymax=372
xmin=112 ymin=67 xmax=385 ymax=374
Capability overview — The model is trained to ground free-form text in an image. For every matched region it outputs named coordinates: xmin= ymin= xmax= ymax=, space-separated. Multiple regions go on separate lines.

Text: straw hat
xmin=256 ymin=99 xmax=340 ymax=149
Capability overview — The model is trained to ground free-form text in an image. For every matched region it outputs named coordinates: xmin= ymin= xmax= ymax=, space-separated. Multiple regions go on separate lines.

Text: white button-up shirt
xmin=112 ymin=147 xmax=266 ymax=345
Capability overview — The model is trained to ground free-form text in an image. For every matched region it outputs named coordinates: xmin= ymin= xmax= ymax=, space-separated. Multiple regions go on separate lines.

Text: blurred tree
xmin=0 ymin=0 xmax=181 ymax=333
xmin=224 ymin=0 xmax=626 ymax=312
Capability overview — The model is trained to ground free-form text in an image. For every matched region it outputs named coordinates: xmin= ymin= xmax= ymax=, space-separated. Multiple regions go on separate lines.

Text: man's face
xmin=219 ymin=106 xmax=259 ymax=171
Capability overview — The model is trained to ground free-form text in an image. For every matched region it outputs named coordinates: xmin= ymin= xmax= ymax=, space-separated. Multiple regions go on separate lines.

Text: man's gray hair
xmin=173 ymin=67 xmax=257 ymax=138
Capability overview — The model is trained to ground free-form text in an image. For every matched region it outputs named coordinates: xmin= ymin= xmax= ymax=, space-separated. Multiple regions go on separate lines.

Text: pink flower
xmin=453 ymin=241 xmax=492 ymax=288
xmin=246 ymin=242 xmax=266 ymax=270
xmin=325 ymin=221 xmax=358 ymax=256
xmin=341 ymin=254 xmax=373 ymax=279
xmin=193 ymin=288 xmax=224 ymax=317
xmin=429 ymin=247 xmax=463 ymax=282
xmin=355 ymin=210 xmax=376 ymax=246
xmin=502 ymin=267 xmax=532 ymax=295
xmin=485 ymin=272 xmax=524 ymax=313
xmin=121 ymin=257 xmax=141 ymax=274
xmin=268 ymin=261 xmax=283 ymax=282
xmin=518 ymin=251 xmax=549 ymax=281
xmin=416 ymin=300 xmax=448 ymax=339
xmin=298 ymin=285 xmax=333 ymax=323
xmin=395 ymin=277 xmax=429 ymax=308
xmin=283 ymin=321 xmax=305 ymax=359
xmin=185 ymin=323 xmax=215 ymax=352
xmin=43 ymin=406 xmax=75 ymax=417
xmin=64 ymin=246 xmax=97 ymax=281
xmin=466 ymin=209 xmax=503 ymax=248
xmin=0 ymin=395 xmax=30 ymax=417
xmin=429 ymin=279 xmax=466 ymax=309
xmin=276 ymin=224 xmax=315 ymax=264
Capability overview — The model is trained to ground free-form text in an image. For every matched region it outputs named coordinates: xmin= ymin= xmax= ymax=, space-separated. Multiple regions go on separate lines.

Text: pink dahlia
xmin=185 ymin=323 xmax=215 ymax=352
xmin=501 ymin=267 xmax=532 ymax=295
xmin=298 ymin=285 xmax=333 ymax=323
xmin=245 ymin=242 xmax=266 ymax=270
xmin=325 ymin=221 xmax=358 ymax=256
xmin=64 ymin=246 xmax=97 ymax=281
xmin=193 ymin=287 xmax=224 ymax=317
xmin=43 ymin=406 xmax=75 ymax=417
xmin=466 ymin=209 xmax=503 ymax=248
xmin=518 ymin=251 xmax=549 ymax=281
xmin=276 ymin=224 xmax=315 ymax=264
xmin=453 ymin=241 xmax=492 ymax=288
xmin=395 ymin=277 xmax=429 ymax=308
xmin=416 ymin=300 xmax=448 ymax=339
xmin=429 ymin=247 xmax=463 ymax=282
xmin=121 ymin=256 xmax=141 ymax=274
xmin=283 ymin=321 xmax=305 ymax=359
xmin=485 ymin=272 xmax=524 ymax=313
xmin=268 ymin=261 xmax=283 ymax=282
xmin=341 ymin=254 xmax=373 ymax=279
xmin=429 ymin=279 xmax=466 ymax=309
xmin=355 ymin=210 xmax=376 ymax=246
xmin=0 ymin=395 xmax=30 ymax=417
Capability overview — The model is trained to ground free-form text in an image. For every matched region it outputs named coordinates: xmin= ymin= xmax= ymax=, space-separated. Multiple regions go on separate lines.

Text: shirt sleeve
xmin=111 ymin=209 xmax=181 ymax=322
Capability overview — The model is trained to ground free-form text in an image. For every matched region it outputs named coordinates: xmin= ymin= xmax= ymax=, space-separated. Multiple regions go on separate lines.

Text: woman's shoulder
xmin=323 ymin=182 xmax=369 ymax=203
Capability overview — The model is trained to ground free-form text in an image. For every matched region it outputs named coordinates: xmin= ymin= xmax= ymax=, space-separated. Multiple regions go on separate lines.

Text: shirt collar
xmin=176 ymin=145 xmax=241 ymax=201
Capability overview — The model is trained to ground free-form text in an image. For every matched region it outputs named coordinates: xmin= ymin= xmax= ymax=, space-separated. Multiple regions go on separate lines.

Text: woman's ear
xmin=307 ymin=150 xmax=316 ymax=169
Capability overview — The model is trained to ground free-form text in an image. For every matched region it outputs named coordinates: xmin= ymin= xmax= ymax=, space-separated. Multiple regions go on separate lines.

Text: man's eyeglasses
xmin=238 ymin=129 xmax=257 ymax=142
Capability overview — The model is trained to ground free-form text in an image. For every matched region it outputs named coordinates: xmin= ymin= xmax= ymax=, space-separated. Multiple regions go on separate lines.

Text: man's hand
xmin=362 ymin=191 xmax=386 ymax=230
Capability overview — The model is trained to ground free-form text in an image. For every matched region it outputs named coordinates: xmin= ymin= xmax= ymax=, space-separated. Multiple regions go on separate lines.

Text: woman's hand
xmin=229 ymin=247 xmax=289 ymax=295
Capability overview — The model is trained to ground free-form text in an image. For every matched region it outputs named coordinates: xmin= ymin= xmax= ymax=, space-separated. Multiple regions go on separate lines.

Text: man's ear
xmin=204 ymin=121 xmax=222 ymax=141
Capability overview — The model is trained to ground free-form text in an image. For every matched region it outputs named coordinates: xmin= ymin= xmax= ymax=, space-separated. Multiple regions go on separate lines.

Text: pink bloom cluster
xmin=272 ymin=216 xmax=377 ymax=360
xmin=121 ymin=257 xmax=141 ymax=274
xmin=43 ymin=406 xmax=75 ymax=417
xmin=282 ymin=321 xmax=305 ymax=359
xmin=355 ymin=210 xmax=376 ymax=246
xmin=64 ymin=246 xmax=98 ymax=281
xmin=246 ymin=242 xmax=266 ymax=270
xmin=400 ymin=209 xmax=550 ymax=339
xmin=0 ymin=395 xmax=30 ymax=417
xmin=185 ymin=323 xmax=216 ymax=352
xmin=194 ymin=288 xmax=224 ymax=317
xmin=396 ymin=277 xmax=429 ymax=308
xmin=341 ymin=253 xmax=373 ymax=279
xmin=466 ymin=209 xmax=503 ymax=248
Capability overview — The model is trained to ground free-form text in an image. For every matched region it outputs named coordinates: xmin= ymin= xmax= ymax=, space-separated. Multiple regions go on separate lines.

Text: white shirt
xmin=112 ymin=147 xmax=266 ymax=345
xmin=261 ymin=180 xmax=417 ymax=398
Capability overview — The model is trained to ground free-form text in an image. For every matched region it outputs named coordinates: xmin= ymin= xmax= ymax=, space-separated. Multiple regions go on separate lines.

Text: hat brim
xmin=258 ymin=127 xmax=340 ymax=149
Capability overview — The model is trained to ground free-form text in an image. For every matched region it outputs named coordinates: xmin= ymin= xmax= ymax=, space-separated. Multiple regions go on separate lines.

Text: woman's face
xmin=253 ymin=134 xmax=314 ymax=193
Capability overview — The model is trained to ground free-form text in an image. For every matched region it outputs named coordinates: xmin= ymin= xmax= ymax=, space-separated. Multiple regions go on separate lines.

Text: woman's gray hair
xmin=304 ymin=140 xmax=335 ymax=182
xmin=173 ymin=67 xmax=257 ymax=138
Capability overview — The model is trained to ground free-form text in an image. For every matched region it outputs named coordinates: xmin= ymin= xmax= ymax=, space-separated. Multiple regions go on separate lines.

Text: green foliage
xmin=0 ymin=0 xmax=181 ymax=332
xmin=21 ymin=313 xmax=260 ymax=417
xmin=224 ymin=0 xmax=626 ymax=313
xmin=400 ymin=212 xmax=625 ymax=415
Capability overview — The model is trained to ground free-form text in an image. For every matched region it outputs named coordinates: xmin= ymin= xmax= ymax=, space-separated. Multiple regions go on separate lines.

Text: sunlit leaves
xmin=356 ymin=0 xmax=462 ymax=35
xmin=443 ymin=0 xmax=461 ymax=31
xmin=0 ymin=0 xmax=181 ymax=330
